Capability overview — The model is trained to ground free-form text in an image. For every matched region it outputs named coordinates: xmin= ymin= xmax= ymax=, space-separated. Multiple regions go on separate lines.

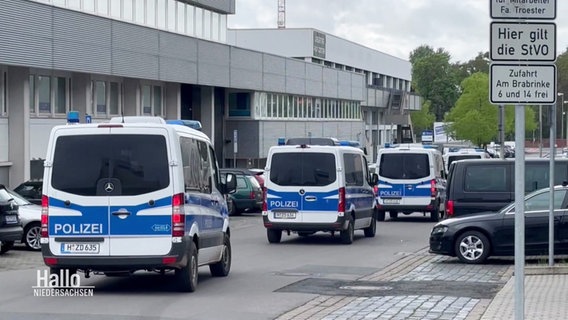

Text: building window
xmin=177 ymin=2 xmax=185 ymax=33
xmin=167 ymin=0 xmax=176 ymax=31
xmin=134 ymin=0 xmax=145 ymax=24
xmin=195 ymin=7 xmax=203 ymax=37
xmin=110 ymin=0 xmax=121 ymax=18
xmin=186 ymin=4 xmax=195 ymax=35
xmin=146 ymin=0 xmax=156 ymax=27
xmin=97 ymin=0 xmax=109 ymax=15
xmin=92 ymin=79 xmax=122 ymax=117
xmin=211 ymin=11 xmax=219 ymax=41
xmin=203 ymin=9 xmax=211 ymax=39
xmin=84 ymin=0 xmax=95 ymax=12
xmin=123 ymin=0 xmax=134 ymax=21
xmin=29 ymin=74 xmax=70 ymax=116
xmin=141 ymin=84 xmax=164 ymax=116
xmin=228 ymin=92 xmax=251 ymax=117
xmin=1 ymin=70 xmax=6 ymax=116
xmin=157 ymin=0 xmax=166 ymax=29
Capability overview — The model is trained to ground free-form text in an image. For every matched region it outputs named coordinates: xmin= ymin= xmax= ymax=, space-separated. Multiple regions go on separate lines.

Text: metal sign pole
xmin=514 ymin=104 xmax=525 ymax=320
xmin=549 ymin=103 xmax=556 ymax=266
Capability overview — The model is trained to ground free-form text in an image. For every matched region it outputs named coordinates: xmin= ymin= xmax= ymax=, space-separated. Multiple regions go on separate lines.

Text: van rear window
xmin=379 ymin=153 xmax=429 ymax=179
xmin=51 ymin=134 xmax=169 ymax=196
xmin=270 ymin=152 xmax=336 ymax=186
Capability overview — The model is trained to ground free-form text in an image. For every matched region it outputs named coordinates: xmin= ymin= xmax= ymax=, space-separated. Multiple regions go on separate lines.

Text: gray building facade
xmin=0 ymin=0 xmax=420 ymax=188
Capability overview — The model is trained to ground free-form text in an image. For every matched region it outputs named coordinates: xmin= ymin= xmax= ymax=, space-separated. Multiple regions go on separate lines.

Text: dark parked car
xmin=430 ymin=185 xmax=568 ymax=264
xmin=13 ymin=179 xmax=42 ymax=205
xmin=0 ymin=185 xmax=23 ymax=254
xmin=444 ymin=158 xmax=568 ymax=218
xmin=220 ymin=169 xmax=263 ymax=215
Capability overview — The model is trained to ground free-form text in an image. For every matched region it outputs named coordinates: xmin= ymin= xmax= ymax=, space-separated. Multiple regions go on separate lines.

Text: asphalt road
xmin=0 ymin=213 xmax=436 ymax=320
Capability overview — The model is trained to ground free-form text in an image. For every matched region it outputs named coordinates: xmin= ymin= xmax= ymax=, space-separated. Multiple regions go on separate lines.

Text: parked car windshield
xmin=51 ymin=134 xmax=170 ymax=196
xmin=379 ymin=153 xmax=430 ymax=179
xmin=270 ymin=152 xmax=336 ymax=186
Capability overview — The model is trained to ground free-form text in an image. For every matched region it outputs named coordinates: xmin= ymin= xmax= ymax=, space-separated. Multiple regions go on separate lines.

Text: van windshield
xmin=379 ymin=153 xmax=430 ymax=179
xmin=269 ymin=152 xmax=336 ymax=186
xmin=51 ymin=134 xmax=169 ymax=196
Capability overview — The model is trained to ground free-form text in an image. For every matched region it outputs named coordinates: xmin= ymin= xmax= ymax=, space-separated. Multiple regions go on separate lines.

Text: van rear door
xmin=378 ymin=152 xmax=432 ymax=206
xmin=267 ymin=150 xmax=339 ymax=223
xmin=46 ymin=126 xmax=173 ymax=257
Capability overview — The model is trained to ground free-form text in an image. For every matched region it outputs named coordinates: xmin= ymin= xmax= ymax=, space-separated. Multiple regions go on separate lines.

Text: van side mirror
xmin=222 ymin=173 xmax=237 ymax=194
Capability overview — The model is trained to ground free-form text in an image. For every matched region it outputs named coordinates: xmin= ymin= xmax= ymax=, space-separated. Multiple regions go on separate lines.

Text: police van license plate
xmin=274 ymin=212 xmax=296 ymax=219
xmin=383 ymin=198 xmax=400 ymax=204
xmin=61 ymin=243 xmax=100 ymax=254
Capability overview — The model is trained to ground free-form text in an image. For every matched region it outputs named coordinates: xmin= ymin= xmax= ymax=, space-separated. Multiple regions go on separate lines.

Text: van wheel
xmin=376 ymin=210 xmax=386 ymax=221
xmin=175 ymin=241 xmax=198 ymax=292
xmin=455 ymin=231 xmax=490 ymax=264
xmin=267 ymin=229 xmax=282 ymax=243
xmin=430 ymin=204 xmax=441 ymax=222
xmin=364 ymin=212 xmax=377 ymax=238
xmin=210 ymin=234 xmax=231 ymax=277
xmin=0 ymin=241 xmax=14 ymax=254
xmin=389 ymin=211 xmax=398 ymax=220
xmin=340 ymin=216 xmax=354 ymax=244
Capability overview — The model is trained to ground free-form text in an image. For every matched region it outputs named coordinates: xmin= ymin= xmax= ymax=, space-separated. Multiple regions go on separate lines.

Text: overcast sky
xmin=227 ymin=0 xmax=568 ymax=63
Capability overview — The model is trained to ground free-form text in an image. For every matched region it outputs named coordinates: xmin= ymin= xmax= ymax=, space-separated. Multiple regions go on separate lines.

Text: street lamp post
xmin=560 ymin=92 xmax=566 ymax=147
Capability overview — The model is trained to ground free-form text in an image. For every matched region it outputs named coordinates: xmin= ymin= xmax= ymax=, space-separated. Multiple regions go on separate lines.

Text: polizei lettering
xmin=379 ymin=190 xmax=401 ymax=197
xmin=270 ymin=200 xmax=299 ymax=208
xmin=53 ymin=223 xmax=103 ymax=234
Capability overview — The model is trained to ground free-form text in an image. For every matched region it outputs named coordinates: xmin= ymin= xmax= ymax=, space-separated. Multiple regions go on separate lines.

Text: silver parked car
xmin=6 ymin=188 xmax=41 ymax=250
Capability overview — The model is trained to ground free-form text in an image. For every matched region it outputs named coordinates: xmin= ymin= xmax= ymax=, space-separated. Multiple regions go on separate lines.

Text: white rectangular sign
xmin=490 ymin=64 xmax=556 ymax=104
xmin=490 ymin=0 xmax=556 ymax=20
xmin=491 ymin=22 xmax=556 ymax=61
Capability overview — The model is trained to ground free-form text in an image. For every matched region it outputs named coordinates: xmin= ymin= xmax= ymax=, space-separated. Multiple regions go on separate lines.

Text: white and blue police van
xmin=375 ymin=145 xmax=446 ymax=222
xmin=40 ymin=116 xmax=236 ymax=292
xmin=263 ymin=144 xmax=378 ymax=244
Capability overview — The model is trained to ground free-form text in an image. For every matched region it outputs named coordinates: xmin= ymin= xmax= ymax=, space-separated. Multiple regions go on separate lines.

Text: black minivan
xmin=444 ymin=158 xmax=568 ymax=218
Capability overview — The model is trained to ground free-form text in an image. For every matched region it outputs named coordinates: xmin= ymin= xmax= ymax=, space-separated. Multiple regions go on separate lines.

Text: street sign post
xmin=490 ymin=22 xmax=556 ymax=61
xmin=490 ymin=64 xmax=556 ymax=104
xmin=490 ymin=0 xmax=556 ymax=20
xmin=489 ymin=1 xmax=557 ymax=319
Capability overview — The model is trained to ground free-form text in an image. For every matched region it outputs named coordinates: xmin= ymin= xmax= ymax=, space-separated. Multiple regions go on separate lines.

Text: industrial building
xmin=0 ymin=0 xmax=421 ymax=187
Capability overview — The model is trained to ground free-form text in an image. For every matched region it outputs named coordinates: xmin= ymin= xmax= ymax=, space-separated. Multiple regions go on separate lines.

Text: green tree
xmin=445 ymin=73 xmax=497 ymax=146
xmin=445 ymin=72 xmax=537 ymax=145
xmin=409 ymin=45 xmax=460 ymax=122
xmin=454 ymin=51 xmax=490 ymax=84
xmin=410 ymin=100 xmax=436 ymax=138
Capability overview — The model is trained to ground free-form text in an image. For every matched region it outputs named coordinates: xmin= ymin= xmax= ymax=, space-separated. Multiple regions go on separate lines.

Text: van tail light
xmin=41 ymin=195 xmax=49 ymax=238
xmin=373 ymin=185 xmax=378 ymax=196
xmin=430 ymin=179 xmax=437 ymax=197
xmin=262 ymin=188 xmax=267 ymax=212
xmin=338 ymin=187 xmax=345 ymax=214
xmin=446 ymin=200 xmax=454 ymax=217
xmin=172 ymin=193 xmax=185 ymax=237
xmin=249 ymin=191 xmax=255 ymax=199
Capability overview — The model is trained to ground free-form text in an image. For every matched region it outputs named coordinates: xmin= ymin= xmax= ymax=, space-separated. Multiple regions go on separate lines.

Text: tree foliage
xmin=454 ymin=52 xmax=490 ymax=84
xmin=409 ymin=45 xmax=460 ymax=122
xmin=444 ymin=72 xmax=537 ymax=146
xmin=410 ymin=100 xmax=435 ymax=136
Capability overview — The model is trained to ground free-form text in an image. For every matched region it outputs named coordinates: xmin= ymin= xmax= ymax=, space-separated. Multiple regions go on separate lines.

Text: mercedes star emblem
xmin=104 ymin=182 xmax=115 ymax=193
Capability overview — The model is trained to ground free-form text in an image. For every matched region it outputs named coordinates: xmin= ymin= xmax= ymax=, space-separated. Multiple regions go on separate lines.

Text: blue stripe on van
xmin=48 ymin=196 xmax=173 ymax=236
xmin=267 ymin=189 xmax=339 ymax=211
xmin=378 ymin=179 xmax=432 ymax=198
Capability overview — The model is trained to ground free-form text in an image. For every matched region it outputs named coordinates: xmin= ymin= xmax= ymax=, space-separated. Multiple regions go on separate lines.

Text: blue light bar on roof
xmin=67 ymin=111 xmax=80 ymax=124
xmin=166 ymin=120 xmax=202 ymax=130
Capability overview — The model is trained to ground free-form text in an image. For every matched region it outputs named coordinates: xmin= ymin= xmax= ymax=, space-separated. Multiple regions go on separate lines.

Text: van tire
xmin=209 ymin=234 xmax=231 ymax=277
xmin=267 ymin=229 xmax=282 ymax=243
xmin=340 ymin=216 xmax=354 ymax=244
xmin=376 ymin=210 xmax=386 ymax=221
xmin=430 ymin=202 xmax=441 ymax=222
xmin=175 ymin=241 xmax=198 ymax=292
xmin=0 ymin=241 xmax=14 ymax=254
xmin=363 ymin=212 xmax=377 ymax=238
xmin=389 ymin=211 xmax=398 ymax=220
